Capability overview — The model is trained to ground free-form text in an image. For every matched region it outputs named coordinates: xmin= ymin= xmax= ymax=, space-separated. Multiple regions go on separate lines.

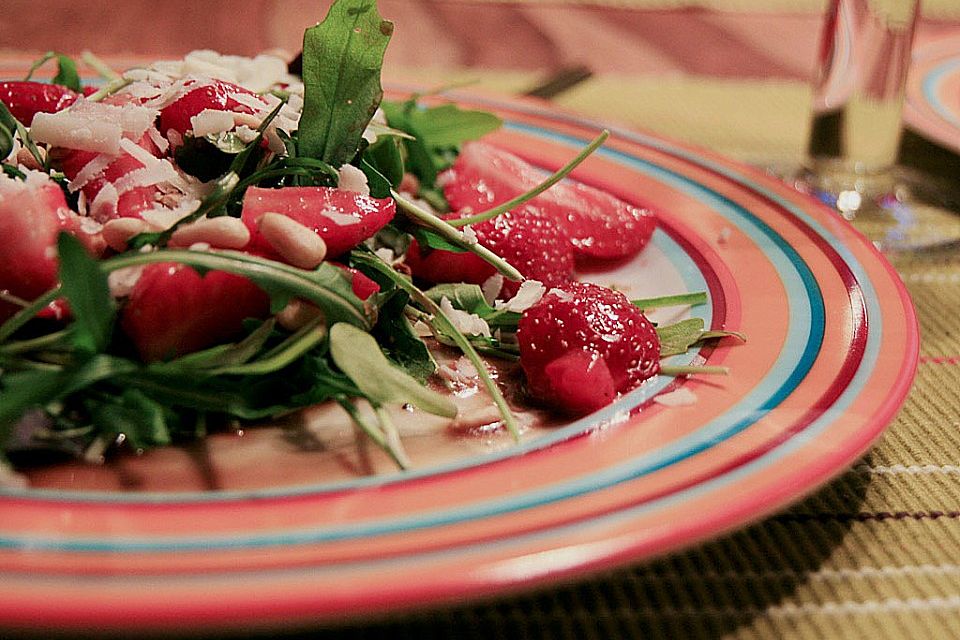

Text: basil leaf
xmin=25 ymin=52 xmax=81 ymax=92
xmin=299 ymin=0 xmax=393 ymax=166
xmin=57 ymin=233 xmax=115 ymax=354
xmin=329 ymin=322 xmax=456 ymax=418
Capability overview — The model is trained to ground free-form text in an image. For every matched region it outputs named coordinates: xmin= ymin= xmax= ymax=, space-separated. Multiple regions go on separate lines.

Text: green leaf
xmin=25 ymin=52 xmax=81 ymax=92
xmin=423 ymin=283 xmax=520 ymax=327
xmin=0 ymin=97 xmax=18 ymax=133
xmin=656 ymin=318 xmax=705 ymax=357
xmin=402 ymin=103 xmax=501 ymax=148
xmin=359 ymin=156 xmax=392 ymax=199
xmin=56 ymin=233 xmax=115 ymax=354
xmin=329 ymin=322 xmax=456 ymax=418
xmin=633 ymin=291 xmax=708 ymax=310
xmin=372 ymin=291 xmax=437 ymax=382
xmin=362 ymin=134 xmax=404 ymax=190
xmin=0 ymin=123 xmax=13 ymax=161
xmin=410 ymin=227 xmax=468 ymax=253
xmin=89 ymin=389 xmax=171 ymax=449
xmin=0 ymin=355 xmax=138 ymax=438
xmin=299 ymin=0 xmax=393 ymax=166
xmin=656 ymin=318 xmax=745 ymax=357
xmin=152 ymin=319 xmax=278 ymax=372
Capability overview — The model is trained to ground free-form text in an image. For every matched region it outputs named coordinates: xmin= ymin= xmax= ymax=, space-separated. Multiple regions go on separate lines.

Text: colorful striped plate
xmin=0 ymin=92 xmax=918 ymax=635
xmin=906 ymin=34 xmax=960 ymax=152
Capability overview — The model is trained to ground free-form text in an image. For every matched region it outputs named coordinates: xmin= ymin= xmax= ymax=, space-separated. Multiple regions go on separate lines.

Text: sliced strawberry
xmin=441 ymin=142 xmax=656 ymax=262
xmin=241 ymin=186 xmax=395 ymax=259
xmin=56 ymin=131 xmax=162 ymax=222
xmin=120 ymin=263 xmax=271 ymax=362
xmin=331 ymin=263 xmax=381 ymax=300
xmin=159 ymin=79 xmax=266 ymax=139
xmin=405 ymin=205 xmax=574 ymax=298
xmin=517 ymin=281 xmax=660 ymax=414
xmin=0 ymin=81 xmax=79 ymax=126
xmin=0 ymin=174 xmax=69 ymax=320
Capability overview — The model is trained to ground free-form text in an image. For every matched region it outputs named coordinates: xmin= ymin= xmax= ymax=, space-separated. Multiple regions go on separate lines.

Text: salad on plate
xmin=0 ymin=0 xmax=740 ymax=486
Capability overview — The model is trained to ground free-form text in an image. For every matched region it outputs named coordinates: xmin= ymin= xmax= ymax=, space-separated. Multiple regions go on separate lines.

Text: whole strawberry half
xmin=517 ymin=281 xmax=660 ymax=414
xmin=405 ymin=205 xmax=574 ymax=298
xmin=441 ymin=141 xmax=656 ymax=263
xmin=158 ymin=79 xmax=266 ymax=139
xmin=120 ymin=263 xmax=271 ymax=362
xmin=241 ymin=186 xmax=396 ymax=259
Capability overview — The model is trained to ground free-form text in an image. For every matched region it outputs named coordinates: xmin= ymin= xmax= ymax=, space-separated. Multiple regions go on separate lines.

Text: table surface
xmin=4 ymin=2 xmax=960 ymax=638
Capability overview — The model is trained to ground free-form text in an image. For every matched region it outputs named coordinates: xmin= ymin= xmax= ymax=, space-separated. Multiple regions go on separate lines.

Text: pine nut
xmin=102 ymin=217 xmax=148 ymax=251
xmin=257 ymin=212 xmax=327 ymax=269
xmin=16 ymin=147 xmax=44 ymax=171
xmin=170 ymin=216 xmax=250 ymax=249
xmin=277 ymin=299 xmax=325 ymax=332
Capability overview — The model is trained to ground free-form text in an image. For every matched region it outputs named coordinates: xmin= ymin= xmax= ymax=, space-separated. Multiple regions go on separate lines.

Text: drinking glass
xmin=795 ymin=0 xmax=960 ymax=252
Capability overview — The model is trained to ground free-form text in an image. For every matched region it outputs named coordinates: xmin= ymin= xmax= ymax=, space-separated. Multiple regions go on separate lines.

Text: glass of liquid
xmin=798 ymin=0 xmax=960 ymax=252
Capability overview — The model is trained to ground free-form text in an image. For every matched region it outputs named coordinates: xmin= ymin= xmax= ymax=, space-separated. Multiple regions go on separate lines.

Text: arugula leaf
xmin=329 ymin=322 xmax=456 ymax=418
xmin=25 ymin=52 xmax=81 ymax=92
xmin=423 ymin=283 xmax=520 ymax=327
xmin=371 ymin=290 xmax=437 ymax=382
xmin=0 ymin=355 xmax=138 ymax=439
xmin=401 ymin=103 xmax=501 ymax=148
xmin=410 ymin=226 xmax=468 ymax=253
xmin=0 ymin=123 xmax=13 ymax=162
xmin=299 ymin=0 xmax=393 ymax=166
xmin=657 ymin=318 xmax=745 ymax=357
xmin=380 ymin=100 xmax=501 ymax=189
xmin=633 ymin=291 xmax=708 ymax=310
xmin=56 ymin=233 xmax=115 ymax=354
xmin=89 ymin=390 xmax=172 ymax=449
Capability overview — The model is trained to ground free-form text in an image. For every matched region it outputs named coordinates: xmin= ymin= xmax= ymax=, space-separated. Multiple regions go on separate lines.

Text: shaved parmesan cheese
xmin=228 ymin=91 xmax=269 ymax=114
xmin=440 ymin=297 xmax=491 ymax=338
xmin=145 ymin=126 xmax=170 ymax=154
xmin=337 ymin=164 xmax=370 ymax=195
xmin=481 ymin=274 xmax=503 ymax=304
xmin=107 ymin=265 xmax=145 ymax=298
xmin=31 ymin=111 xmax=123 ymax=155
xmin=654 ymin=388 xmax=698 ymax=407
xmin=496 ymin=280 xmax=545 ymax=312
xmin=374 ymin=247 xmax=396 ymax=264
xmin=66 ymin=153 xmax=111 ymax=192
xmin=31 ymin=99 xmax=157 ymax=154
xmin=323 ymin=209 xmax=362 ymax=227
xmin=139 ymin=198 xmax=199 ymax=230
xmin=190 ymin=109 xmax=236 ymax=137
